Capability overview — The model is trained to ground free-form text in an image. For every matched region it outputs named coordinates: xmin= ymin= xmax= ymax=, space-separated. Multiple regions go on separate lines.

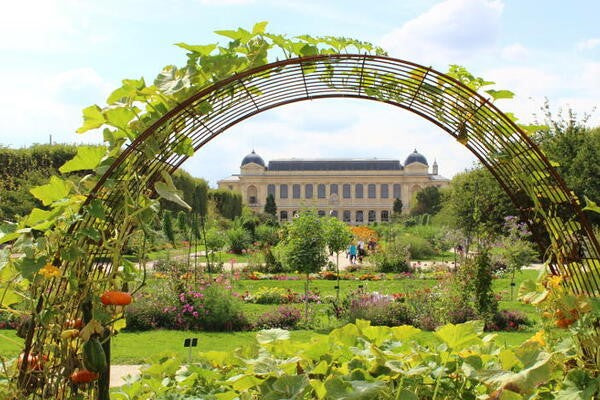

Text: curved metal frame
xmin=22 ymin=54 xmax=600 ymax=398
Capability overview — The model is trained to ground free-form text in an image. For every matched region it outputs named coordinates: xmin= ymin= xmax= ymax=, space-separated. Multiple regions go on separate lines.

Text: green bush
xmin=251 ymin=287 xmax=288 ymax=304
xmin=226 ymin=226 xmax=252 ymax=254
xmin=371 ymin=238 xmax=411 ymax=273
xmin=342 ymin=289 xmax=412 ymax=327
xmin=397 ymin=233 xmax=436 ymax=259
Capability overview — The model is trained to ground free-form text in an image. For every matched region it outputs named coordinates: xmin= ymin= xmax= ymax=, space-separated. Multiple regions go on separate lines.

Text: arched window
xmin=280 ymin=184 xmax=288 ymax=199
xmin=247 ymin=185 xmax=258 ymax=204
xmin=343 ymin=210 xmax=351 ymax=222
xmin=381 ymin=210 xmax=389 ymax=222
xmin=343 ymin=184 xmax=351 ymax=199
xmin=330 ymin=184 xmax=338 ymax=195
xmin=305 ymin=184 xmax=313 ymax=198
xmin=368 ymin=184 xmax=376 ymax=199
xmin=317 ymin=184 xmax=326 ymax=198
xmin=293 ymin=184 xmax=301 ymax=199
xmin=318 ymin=210 xmax=326 ymax=217
xmin=380 ymin=184 xmax=389 ymax=198
xmin=280 ymin=210 xmax=288 ymax=221
xmin=330 ymin=210 xmax=338 ymax=218
xmin=355 ymin=184 xmax=363 ymax=199
xmin=356 ymin=210 xmax=364 ymax=222
xmin=368 ymin=210 xmax=376 ymax=222
xmin=267 ymin=184 xmax=276 ymax=197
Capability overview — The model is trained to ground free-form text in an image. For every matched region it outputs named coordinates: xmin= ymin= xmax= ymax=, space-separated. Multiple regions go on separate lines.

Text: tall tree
xmin=324 ymin=217 xmax=352 ymax=302
xmin=264 ymin=193 xmax=277 ymax=216
xmin=411 ymin=186 xmax=442 ymax=216
xmin=393 ymin=198 xmax=403 ymax=216
xmin=283 ymin=211 xmax=327 ymax=319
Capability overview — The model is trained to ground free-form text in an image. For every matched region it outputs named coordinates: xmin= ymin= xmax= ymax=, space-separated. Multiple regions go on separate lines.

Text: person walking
xmin=349 ymin=243 xmax=357 ymax=264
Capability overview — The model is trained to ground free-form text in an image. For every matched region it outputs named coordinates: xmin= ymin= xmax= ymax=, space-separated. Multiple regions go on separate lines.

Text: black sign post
xmin=183 ymin=338 xmax=198 ymax=362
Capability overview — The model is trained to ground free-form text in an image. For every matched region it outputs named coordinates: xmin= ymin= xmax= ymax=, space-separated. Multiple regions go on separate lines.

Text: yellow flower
xmin=527 ymin=330 xmax=546 ymax=347
xmin=39 ymin=263 xmax=61 ymax=279
xmin=547 ymin=275 xmax=563 ymax=289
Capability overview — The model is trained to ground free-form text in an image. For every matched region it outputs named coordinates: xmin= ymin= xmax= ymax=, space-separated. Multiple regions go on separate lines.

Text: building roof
xmin=241 ymin=150 xmax=266 ymax=167
xmin=267 ymin=158 xmax=403 ymax=171
xmin=404 ymin=149 xmax=428 ymax=166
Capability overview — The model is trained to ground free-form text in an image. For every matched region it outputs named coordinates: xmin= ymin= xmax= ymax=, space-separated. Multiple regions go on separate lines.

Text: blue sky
xmin=1 ymin=0 xmax=599 ymax=185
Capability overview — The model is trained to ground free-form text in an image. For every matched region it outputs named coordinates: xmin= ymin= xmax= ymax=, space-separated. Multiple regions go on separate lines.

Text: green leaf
xmin=59 ymin=146 xmax=106 ymax=173
xmin=434 ymin=321 xmax=483 ymax=351
xmin=173 ymin=137 xmax=195 ymax=156
xmin=84 ymin=199 xmax=106 ymax=220
xmin=154 ymin=170 xmax=192 ymax=211
xmin=106 ymin=77 xmax=146 ymax=105
xmin=256 ymin=328 xmax=290 ymax=344
xmin=17 ymin=256 xmax=46 ymax=280
xmin=103 ymin=106 xmax=138 ymax=131
xmin=0 ymin=223 xmax=18 ymax=245
xmin=30 ymin=176 xmax=72 ymax=206
xmin=0 ymin=288 xmax=22 ymax=307
xmin=175 ymin=42 xmax=217 ymax=56
xmin=252 ymin=21 xmax=268 ymax=34
xmin=391 ymin=325 xmax=421 ymax=341
xmin=228 ymin=374 xmax=263 ymax=391
xmin=77 ymin=105 xmax=105 ymax=133
xmin=583 ymin=196 xmax=600 ymax=214
xmin=485 ymin=89 xmax=515 ymax=100
xmin=518 ymin=279 xmax=548 ymax=305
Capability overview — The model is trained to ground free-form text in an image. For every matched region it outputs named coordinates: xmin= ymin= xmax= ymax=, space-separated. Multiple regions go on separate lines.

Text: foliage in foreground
xmin=110 ymin=319 xmax=592 ymax=400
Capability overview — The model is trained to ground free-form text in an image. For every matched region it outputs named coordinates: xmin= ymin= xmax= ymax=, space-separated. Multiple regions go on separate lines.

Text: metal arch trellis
xmin=19 ymin=54 xmax=600 ymax=399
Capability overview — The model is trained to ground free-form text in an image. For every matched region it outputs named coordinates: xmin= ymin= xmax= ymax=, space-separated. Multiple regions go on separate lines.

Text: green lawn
xmin=0 ymin=269 xmax=542 ymax=365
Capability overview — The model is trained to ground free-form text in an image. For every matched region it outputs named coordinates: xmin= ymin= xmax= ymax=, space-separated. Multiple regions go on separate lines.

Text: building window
xmin=343 ymin=210 xmax=351 ymax=222
xmin=356 ymin=210 xmax=364 ymax=223
xmin=247 ymin=185 xmax=258 ymax=205
xmin=305 ymin=184 xmax=313 ymax=199
xmin=317 ymin=184 xmax=326 ymax=198
xmin=267 ymin=184 xmax=276 ymax=197
xmin=228 ymin=185 xmax=233 ymax=190
xmin=280 ymin=184 xmax=288 ymax=199
xmin=355 ymin=184 xmax=363 ymax=199
xmin=293 ymin=210 xmax=298 ymax=218
xmin=280 ymin=210 xmax=288 ymax=221
xmin=381 ymin=210 xmax=389 ymax=222
xmin=393 ymin=184 xmax=401 ymax=199
xmin=331 ymin=210 xmax=338 ymax=218
xmin=380 ymin=184 xmax=389 ymax=198
xmin=343 ymin=184 xmax=351 ymax=199
xmin=293 ymin=184 xmax=301 ymax=199
xmin=330 ymin=184 xmax=338 ymax=195
xmin=368 ymin=210 xmax=376 ymax=223
xmin=318 ymin=210 xmax=326 ymax=217
xmin=368 ymin=184 xmax=376 ymax=199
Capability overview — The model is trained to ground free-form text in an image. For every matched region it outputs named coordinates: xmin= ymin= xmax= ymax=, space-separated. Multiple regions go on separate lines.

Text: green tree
xmin=282 ymin=211 xmax=327 ymax=319
xmin=441 ymin=167 xmax=515 ymax=252
xmin=411 ymin=186 xmax=442 ymax=216
xmin=264 ymin=193 xmax=277 ymax=216
xmin=393 ymin=198 xmax=403 ymax=216
xmin=533 ymin=105 xmax=600 ymax=224
xmin=162 ymin=211 xmax=175 ymax=246
xmin=192 ymin=181 xmax=209 ymax=276
xmin=324 ymin=217 xmax=353 ymax=302
xmin=205 ymin=227 xmax=226 ymax=277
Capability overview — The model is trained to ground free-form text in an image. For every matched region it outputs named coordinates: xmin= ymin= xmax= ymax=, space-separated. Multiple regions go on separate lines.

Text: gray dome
xmin=404 ymin=149 xmax=428 ymax=166
xmin=241 ymin=150 xmax=265 ymax=167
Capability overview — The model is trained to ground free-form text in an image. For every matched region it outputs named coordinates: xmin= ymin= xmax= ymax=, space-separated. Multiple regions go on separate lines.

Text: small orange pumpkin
xmin=100 ymin=291 xmax=132 ymax=306
xmin=70 ymin=369 xmax=99 ymax=384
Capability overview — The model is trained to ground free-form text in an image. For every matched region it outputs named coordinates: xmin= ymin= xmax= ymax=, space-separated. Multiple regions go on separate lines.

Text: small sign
xmin=184 ymin=338 xmax=198 ymax=347
xmin=334 ymin=285 xmax=339 ymax=290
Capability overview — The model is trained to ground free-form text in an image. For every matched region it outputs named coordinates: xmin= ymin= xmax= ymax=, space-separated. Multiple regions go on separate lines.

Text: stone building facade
xmin=217 ymin=150 xmax=449 ymax=224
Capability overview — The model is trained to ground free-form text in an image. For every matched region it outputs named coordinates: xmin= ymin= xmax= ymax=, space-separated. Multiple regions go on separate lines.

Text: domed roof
xmin=241 ymin=150 xmax=265 ymax=167
xmin=404 ymin=149 xmax=428 ymax=166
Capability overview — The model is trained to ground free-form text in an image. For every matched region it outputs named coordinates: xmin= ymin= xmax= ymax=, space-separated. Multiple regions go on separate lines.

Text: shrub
xmin=0 ymin=311 xmax=18 ymax=330
xmin=397 ymin=233 xmax=436 ymax=259
xmin=227 ymin=226 xmax=252 ymax=254
xmin=125 ymin=295 xmax=177 ymax=331
xmin=177 ymin=285 xmax=249 ymax=331
xmin=487 ymin=310 xmax=530 ymax=332
xmin=255 ymin=305 xmax=302 ymax=330
xmin=342 ymin=289 xmax=412 ymax=327
xmin=251 ymin=287 xmax=288 ymax=304
xmin=371 ymin=238 xmax=411 ymax=273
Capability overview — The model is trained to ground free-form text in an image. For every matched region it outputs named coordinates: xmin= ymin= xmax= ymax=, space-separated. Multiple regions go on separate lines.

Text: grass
xmin=0 ymin=269 xmax=543 ymax=365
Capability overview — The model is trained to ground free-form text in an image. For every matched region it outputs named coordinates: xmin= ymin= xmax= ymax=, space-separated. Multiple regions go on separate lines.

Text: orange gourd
xmin=100 ymin=291 xmax=132 ymax=306
xmin=70 ymin=369 xmax=99 ymax=384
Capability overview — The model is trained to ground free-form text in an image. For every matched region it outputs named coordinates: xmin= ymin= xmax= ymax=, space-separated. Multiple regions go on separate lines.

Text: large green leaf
xmin=59 ymin=146 xmax=106 ymax=173
xmin=485 ymin=89 xmax=515 ymax=100
xmin=263 ymin=375 xmax=310 ymax=400
xmin=29 ymin=176 xmax=71 ymax=206
xmin=434 ymin=321 xmax=483 ymax=351
xmin=77 ymin=105 xmax=105 ymax=133
xmin=175 ymin=42 xmax=217 ymax=56
xmin=154 ymin=170 xmax=192 ymax=211
xmin=583 ymin=196 xmax=600 ymax=214
xmin=173 ymin=137 xmax=195 ymax=156
xmin=256 ymin=328 xmax=290 ymax=344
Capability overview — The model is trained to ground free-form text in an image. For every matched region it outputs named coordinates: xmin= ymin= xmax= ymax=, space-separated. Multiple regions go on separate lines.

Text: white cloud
xmin=0 ymin=67 xmax=112 ymax=147
xmin=380 ymin=0 xmax=504 ymax=67
xmin=501 ymin=43 xmax=528 ymax=61
xmin=576 ymin=38 xmax=600 ymax=51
